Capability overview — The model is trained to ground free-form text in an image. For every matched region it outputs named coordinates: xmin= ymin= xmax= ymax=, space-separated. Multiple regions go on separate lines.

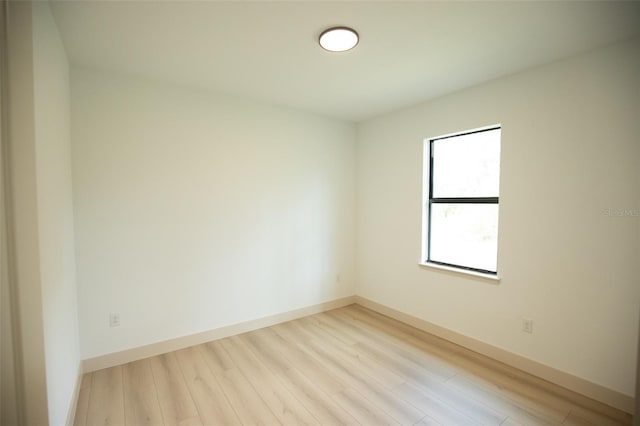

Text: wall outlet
xmin=522 ymin=318 xmax=533 ymax=334
xmin=109 ymin=312 xmax=121 ymax=327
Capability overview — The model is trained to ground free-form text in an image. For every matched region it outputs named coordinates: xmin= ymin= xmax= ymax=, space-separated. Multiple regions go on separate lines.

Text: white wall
xmin=5 ymin=2 xmax=49 ymax=424
xmin=356 ymin=38 xmax=640 ymax=396
xmin=32 ymin=2 xmax=81 ymax=424
xmin=0 ymin=3 xmax=18 ymax=424
xmin=71 ymin=68 xmax=356 ymax=359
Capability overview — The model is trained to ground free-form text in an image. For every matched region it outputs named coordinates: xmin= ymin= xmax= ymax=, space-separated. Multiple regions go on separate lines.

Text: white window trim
xmin=418 ymin=261 xmax=501 ymax=282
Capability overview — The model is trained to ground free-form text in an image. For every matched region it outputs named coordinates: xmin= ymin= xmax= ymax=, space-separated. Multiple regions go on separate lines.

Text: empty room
xmin=1 ymin=1 xmax=639 ymax=425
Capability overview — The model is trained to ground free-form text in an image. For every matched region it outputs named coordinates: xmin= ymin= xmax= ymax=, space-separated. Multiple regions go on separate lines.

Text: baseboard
xmin=354 ymin=296 xmax=634 ymax=414
xmin=83 ymin=295 xmax=356 ymax=372
xmin=80 ymin=294 xmax=633 ymax=414
xmin=65 ymin=363 xmax=83 ymax=426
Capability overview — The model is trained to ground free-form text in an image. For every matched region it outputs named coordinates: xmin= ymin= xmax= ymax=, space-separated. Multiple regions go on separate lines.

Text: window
xmin=422 ymin=126 xmax=501 ymax=275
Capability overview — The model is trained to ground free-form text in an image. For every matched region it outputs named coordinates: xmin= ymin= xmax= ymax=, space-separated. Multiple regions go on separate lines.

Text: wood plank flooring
xmin=74 ymin=304 xmax=631 ymax=426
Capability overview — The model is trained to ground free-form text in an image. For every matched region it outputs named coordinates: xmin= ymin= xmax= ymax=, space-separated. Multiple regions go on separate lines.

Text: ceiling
xmin=50 ymin=1 xmax=640 ymax=122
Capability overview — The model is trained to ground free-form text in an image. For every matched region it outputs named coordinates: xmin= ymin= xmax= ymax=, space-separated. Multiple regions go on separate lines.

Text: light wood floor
xmin=73 ymin=304 xmax=631 ymax=426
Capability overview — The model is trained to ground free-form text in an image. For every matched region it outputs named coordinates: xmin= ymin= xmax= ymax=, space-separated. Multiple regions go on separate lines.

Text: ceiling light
xmin=319 ymin=27 xmax=359 ymax=52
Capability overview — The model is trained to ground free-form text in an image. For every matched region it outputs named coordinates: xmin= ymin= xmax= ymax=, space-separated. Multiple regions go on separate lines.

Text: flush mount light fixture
xmin=319 ymin=27 xmax=359 ymax=52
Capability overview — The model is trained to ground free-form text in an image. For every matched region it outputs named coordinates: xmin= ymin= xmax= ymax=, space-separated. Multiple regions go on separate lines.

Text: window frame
xmin=424 ymin=125 xmax=501 ymax=276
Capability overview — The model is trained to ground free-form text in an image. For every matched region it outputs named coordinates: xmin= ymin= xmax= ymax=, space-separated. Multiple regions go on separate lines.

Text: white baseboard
xmin=65 ymin=364 xmax=83 ymax=426
xmin=82 ymin=295 xmax=356 ymax=373
xmin=354 ymin=296 xmax=634 ymax=415
xmin=80 ymin=294 xmax=633 ymax=415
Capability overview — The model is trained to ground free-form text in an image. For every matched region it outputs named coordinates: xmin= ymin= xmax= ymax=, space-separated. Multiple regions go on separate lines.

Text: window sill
xmin=418 ymin=262 xmax=501 ymax=283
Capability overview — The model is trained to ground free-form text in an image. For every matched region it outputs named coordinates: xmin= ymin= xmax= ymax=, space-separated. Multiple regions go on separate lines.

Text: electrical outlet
xmin=336 ymin=274 xmax=341 ymax=283
xmin=109 ymin=312 xmax=121 ymax=327
xmin=522 ymin=318 xmax=533 ymax=334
